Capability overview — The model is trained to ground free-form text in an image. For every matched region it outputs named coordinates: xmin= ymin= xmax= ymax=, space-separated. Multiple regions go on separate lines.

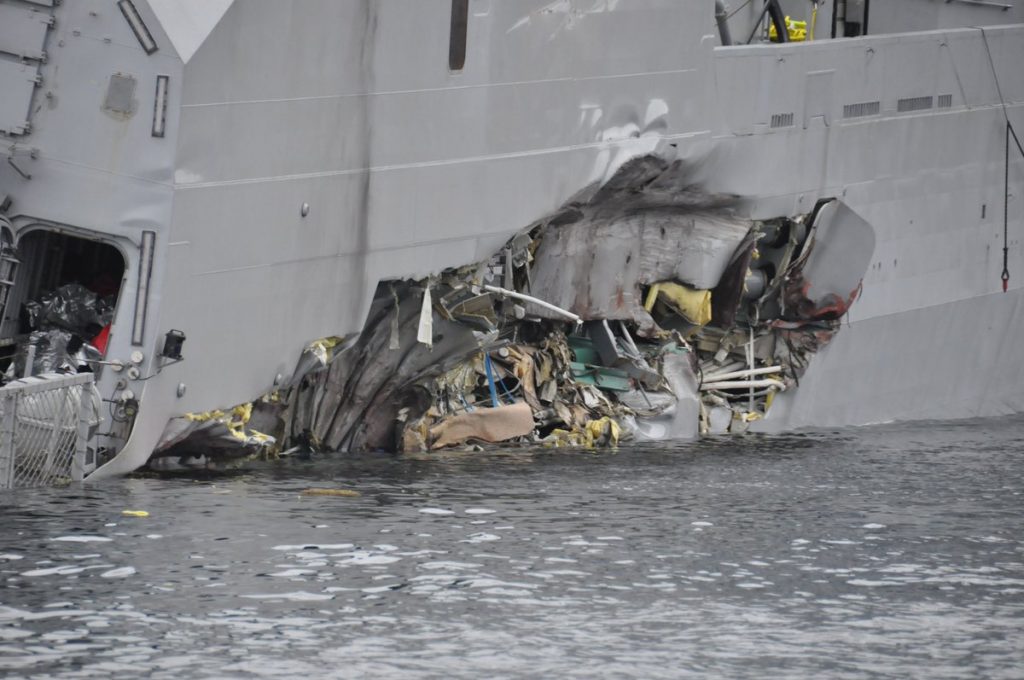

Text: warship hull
xmin=0 ymin=0 xmax=1021 ymax=477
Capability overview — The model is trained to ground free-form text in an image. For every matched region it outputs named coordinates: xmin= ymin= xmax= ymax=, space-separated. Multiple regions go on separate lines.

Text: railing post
xmin=0 ymin=392 xmax=17 ymax=489
xmin=73 ymin=381 xmax=94 ymax=481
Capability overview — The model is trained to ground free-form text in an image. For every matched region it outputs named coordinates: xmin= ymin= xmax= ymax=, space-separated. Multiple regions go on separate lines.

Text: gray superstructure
xmin=0 ymin=0 xmax=1021 ymax=477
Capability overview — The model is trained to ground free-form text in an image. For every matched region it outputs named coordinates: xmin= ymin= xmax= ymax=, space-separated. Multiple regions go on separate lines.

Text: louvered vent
xmin=770 ymin=113 xmax=794 ymax=128
xmin=843 ymin=101 xmax=880 ymax=119
xmin=897 ymin=96 xmax=933 ymax=112
xmin=937 ymin=94 xmax=953 ymax=108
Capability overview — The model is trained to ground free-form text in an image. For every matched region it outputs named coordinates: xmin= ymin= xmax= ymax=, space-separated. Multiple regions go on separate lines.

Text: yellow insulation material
xmin=543 ymin=417 xmax=621 ymax=449
xmin=184 ymin=403 xmax=273 ymax=446
xmin=645 ymin=282 xmax=713 ymax=327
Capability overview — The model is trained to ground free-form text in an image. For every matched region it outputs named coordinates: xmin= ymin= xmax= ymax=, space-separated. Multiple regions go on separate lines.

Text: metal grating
xmin=897 ymin=96 xmax=934 ymax=113
xmin=770 ymin=112 xmax=794 ymax=128
xmin=843 ymin=101 xmax=880 ymax=119
xmin=0 ymin=373 xmax=98 ymax=489
xmin=937 ymin=94 xmax=953 ymax=108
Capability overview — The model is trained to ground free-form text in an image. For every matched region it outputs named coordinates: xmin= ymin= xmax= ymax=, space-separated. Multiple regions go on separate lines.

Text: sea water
xmin=1 ymin=417 xmax=1022 ymax=678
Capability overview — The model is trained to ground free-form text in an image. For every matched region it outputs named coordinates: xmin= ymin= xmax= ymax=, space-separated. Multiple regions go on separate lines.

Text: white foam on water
xmin=880 ymin=564 xmax=926 ymax=574
xmin=542 ymin=569 xmax=590 ymax=577
xmin=848 ymin=579 xmax=902 ymax=587
xmin=269 ymin=569 xmax=317 ymax=578
xmin=241 ymin=591 xmax=334 ymax=602
xmin=465 ymin=578 xmax=538 ymax=590
xmin=461 ymin=533 xmax=500 ymax=544
xmin=338 ymin=552 xmax=401 ymax=566
xmin=465 ymin=508 xmax=496 ymax=515
xmin=22 ymin=565 xmax=89 ymax=577
xmin=419 ymin=508 xmax=456 ymax=515
xmin=976 ymin=536 xmax=1009 ymax=543
xmin=419 ymin=561 xmax=483 ymax=571
xmin=50 ymin=536 xmax=112 ymax=543
xmin=100 ymin=567 xmax=136 ymax=579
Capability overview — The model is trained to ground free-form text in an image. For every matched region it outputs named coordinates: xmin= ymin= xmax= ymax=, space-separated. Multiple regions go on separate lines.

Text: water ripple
xmin=0 ymin=417 xmax=1022 ymax=678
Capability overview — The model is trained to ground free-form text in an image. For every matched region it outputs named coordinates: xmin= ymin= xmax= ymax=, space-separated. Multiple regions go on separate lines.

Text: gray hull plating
xmin=0 ymin=1 xmax=1021 ymax=476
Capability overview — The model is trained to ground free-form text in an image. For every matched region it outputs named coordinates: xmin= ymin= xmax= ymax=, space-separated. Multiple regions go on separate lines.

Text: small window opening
xmin=448 ymin=0 xmax=469 ymax=71
xmin=0 ymin=231 xmax=125 ymax=378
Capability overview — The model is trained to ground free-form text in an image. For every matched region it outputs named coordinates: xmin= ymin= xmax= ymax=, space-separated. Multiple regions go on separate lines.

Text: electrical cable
xmin=726 ymin=0 xmax=755 ymax=20
xmin=980 ymin=27 xmax=1024 ymax=291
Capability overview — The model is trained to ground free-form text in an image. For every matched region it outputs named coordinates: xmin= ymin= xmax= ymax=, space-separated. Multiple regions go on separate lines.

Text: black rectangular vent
xmin=897 ymin=96 xmax=933 ymax=113
xmin=770 ymin=113 xmax=794 ymax=128
xmin=842 ymin=101 xmax=880 ymax=119
xmin=937 ymin=94 xmax=953 ymax=108
xmin=118 ymin=0 xmax=158 ymax=55
xmin=152 ymin=75 xmax=169 ymax=137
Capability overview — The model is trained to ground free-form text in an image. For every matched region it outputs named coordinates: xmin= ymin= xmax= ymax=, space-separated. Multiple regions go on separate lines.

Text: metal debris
xmin=161 ymin=154 xmax=874 ymax=465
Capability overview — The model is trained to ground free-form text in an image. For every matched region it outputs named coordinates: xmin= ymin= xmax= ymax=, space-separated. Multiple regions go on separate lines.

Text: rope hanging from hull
xmin=980 ymin=26 xmax=1023 ymax=293
xmin=1003 ymin=121 xmax=1024 ymax=292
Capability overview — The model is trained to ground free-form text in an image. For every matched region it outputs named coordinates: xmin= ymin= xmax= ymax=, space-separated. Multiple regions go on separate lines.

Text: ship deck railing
xmin=0 ymin=372 xmax=98 ymax=489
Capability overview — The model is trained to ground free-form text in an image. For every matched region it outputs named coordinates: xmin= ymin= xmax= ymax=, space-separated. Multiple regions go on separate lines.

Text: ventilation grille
xmin=843 ymin=101 xmax=880 ymax=119
xmin=937 ymin=94 xmax=953 ymax=108
xmin=770 ymin=112 xmax=794 ymax=128
xmin=897 ymin=96 xmax=934 ymax=113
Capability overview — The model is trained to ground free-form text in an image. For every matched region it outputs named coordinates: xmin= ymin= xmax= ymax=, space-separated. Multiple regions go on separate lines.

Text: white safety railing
xmin=0 ymin=372 xmax=98 ymax=489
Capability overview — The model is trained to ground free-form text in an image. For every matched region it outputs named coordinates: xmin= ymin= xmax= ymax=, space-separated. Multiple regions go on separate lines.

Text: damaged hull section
xmin=153 ymin=156 xmax=876 ymax=466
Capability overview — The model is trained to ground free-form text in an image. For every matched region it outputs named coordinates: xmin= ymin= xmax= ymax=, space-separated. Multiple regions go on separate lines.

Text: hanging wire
xmin=726 ymin=0 xmax=755 ymax=20
xmin=980 ymin=27 xmax=1024 ymax=292
xmin=1006 ymin=122 xmax=1012 ymax=292
xmin=1003 ymin=121 xmax=1024 ymax=292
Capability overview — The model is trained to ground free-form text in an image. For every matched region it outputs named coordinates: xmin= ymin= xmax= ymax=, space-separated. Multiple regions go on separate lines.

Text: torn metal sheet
xmin=528 ymin=157 xmax=753 ymax=332
xmin=785 ymin=200 xmax=876 ymax=320
xmin=623 ymin=350 xmax=700 ymax=441
xmin=165 ymin=157 xmax=876 ymax=465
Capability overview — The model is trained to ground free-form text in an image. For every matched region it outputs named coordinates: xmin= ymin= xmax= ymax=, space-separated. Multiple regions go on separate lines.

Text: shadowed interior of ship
xmin=0 ymin=230 xmax=125 ymax=376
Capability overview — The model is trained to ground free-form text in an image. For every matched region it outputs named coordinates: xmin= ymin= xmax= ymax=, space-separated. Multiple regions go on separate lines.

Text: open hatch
xmin=0 ymin=229 xmax=125 ymax=379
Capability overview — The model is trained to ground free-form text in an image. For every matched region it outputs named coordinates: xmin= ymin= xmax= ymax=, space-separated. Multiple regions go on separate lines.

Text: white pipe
xmin=746 ymin=329 xmax=755 ymax=412
xmin=701 ymin=378 xmax=786 ymax=392
xmin=701 ymin=360 xmax=744 ymax=375
xmin=617 ymin=321 xmax=642 ymax=358
xmin=704 ymin=365 xmax=784 ymax=383
xmin=483 ymin=285 xmax=581 ymax=323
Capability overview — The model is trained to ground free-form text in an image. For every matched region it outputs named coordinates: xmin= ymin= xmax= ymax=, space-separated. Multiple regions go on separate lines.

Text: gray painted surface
xmin=0 ymin=0 xmax=1020 ymax=476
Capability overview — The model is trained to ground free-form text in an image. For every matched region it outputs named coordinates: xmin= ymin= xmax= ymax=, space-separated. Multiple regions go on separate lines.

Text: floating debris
xmin=300 ymin=488 xmax=362 ymax=498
